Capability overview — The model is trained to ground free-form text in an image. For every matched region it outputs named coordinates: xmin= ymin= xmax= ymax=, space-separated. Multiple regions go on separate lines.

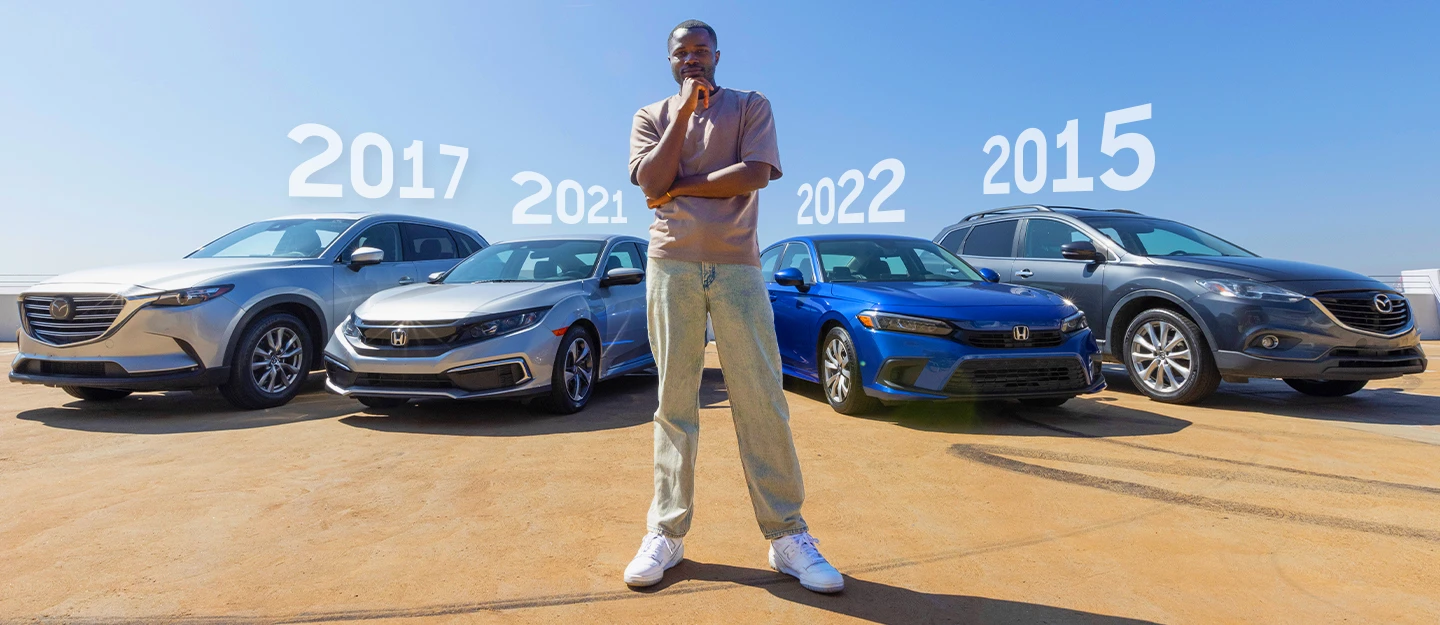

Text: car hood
xmin=1150 ymin=256 xmax=1371 ymax=283
xmin=30 ymin=258 xmax=309 ymax=293
xmin=830 ymin=281 xmax=1070 ymax=308
xmin=354 ymin=281 xmax=579 ymax=322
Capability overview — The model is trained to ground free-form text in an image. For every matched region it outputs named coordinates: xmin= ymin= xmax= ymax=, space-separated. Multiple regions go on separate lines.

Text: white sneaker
xmin=623 ymin=532 xmax=684 ymax=587
xmin=769 ymin=532 xmax=844 ymax=593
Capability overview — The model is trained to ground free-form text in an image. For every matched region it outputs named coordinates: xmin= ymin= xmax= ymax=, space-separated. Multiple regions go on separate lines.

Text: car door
xmin=598 ymin=241 xmax=649 ymax=375
xmin=1013 ymin=217 xmax=1107 ymax=320
xmin=771 ymin=242 xmax=823 ymax=371
xmin=957 ymin=219 xmax=1018 ymax=280
xmin=332 ymin=222 xmax=418 ymax=323
xmin=401 ymin=223 xmax=463 ymax=281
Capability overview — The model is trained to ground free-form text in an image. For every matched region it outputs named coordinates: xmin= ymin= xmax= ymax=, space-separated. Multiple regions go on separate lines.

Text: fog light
xmin=1259 ymin=335 xmax=1280 ymax=349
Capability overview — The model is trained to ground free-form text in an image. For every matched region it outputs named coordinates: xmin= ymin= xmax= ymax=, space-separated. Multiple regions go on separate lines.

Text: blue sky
xmin=1 ymin=1 xmax=1436 ymax=275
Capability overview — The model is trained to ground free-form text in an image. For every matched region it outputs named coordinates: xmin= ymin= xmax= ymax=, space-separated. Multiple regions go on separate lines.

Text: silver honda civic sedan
xmin=323 ymin=234 xmax=654 ymax=413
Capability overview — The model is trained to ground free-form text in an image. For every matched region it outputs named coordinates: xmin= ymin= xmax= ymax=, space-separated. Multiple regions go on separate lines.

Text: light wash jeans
xmin=645 ymin=258 xmax=809 ymax=540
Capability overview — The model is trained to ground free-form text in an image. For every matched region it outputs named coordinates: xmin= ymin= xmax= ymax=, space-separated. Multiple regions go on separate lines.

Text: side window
xmin=778 ymin=243 xmax=816 ymax=283
xmin=402 ymin=223 xmax=458 ymax=261
xmin=602 ymin=242 xmax=643 ymax=275
xmin=938 ymin=227 xmax=971 ymax=253
xmin=637 ymin=243 xmax=648 ymax=269
xmin=759 ymin=245 xmax=784 ymax=281
xmin=1021 ymin=219 xmax=1093 ymax=259
xmin=963 ymin=220 xmax=1019 ymax=257
xmin=344 ymin=223 xmax=402 ymax=263
xmin=451 ymin=231 xmax=483 ymax=257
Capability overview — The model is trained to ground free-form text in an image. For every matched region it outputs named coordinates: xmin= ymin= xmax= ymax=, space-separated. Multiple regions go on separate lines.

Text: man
xmin=622 ymin=19 xmax=843 ymax=594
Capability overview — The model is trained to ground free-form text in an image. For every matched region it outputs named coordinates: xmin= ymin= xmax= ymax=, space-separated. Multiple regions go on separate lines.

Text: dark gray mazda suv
xmin=936 ymin=205 xmax=1427 ymax=404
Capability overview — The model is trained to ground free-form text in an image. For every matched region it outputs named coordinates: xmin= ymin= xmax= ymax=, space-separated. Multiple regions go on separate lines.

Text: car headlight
xmin=151 ymin=285 xmax=233 ymax=307
xmin=855 ymin=310 xmax=954 ymax=336
xmin=341 ymin=315 xmax=361 ymax=338
xmin=1197 ymin=279 xmax=1305 ymax=303
xmin=456 ymin=308 xmax=549 ymax=342
xmin=1060 ymin=311 xmax=1088 ymax=334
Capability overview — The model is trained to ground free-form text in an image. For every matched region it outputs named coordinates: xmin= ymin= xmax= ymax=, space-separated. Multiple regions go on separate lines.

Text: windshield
xmin=442 ymin=240 xmax=605 ymax=283
xmin=815 ymin=239 xmax=983 ymax=283
xmin=190 ymin=218 xmax=355 ymax=259
xmin=1079 ymin=217 xmax=1256 ymax=258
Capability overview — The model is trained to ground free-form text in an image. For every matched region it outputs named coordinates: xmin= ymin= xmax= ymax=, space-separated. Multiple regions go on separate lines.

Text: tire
xmin=1283 ymin=379 xmax=1368 ymax=397
xmin=62 ymin=387 xmax=133 ymax=401
xmin=218 ymin=312 xmax=312 ymax=410
xmin=819 ymin=326 xmax=882 ymax=415
xmin=356 ymin=396 xmax=408 ymax=409
xmin=1122 ymin=308 xmax=1221 ymax=405
xmin=1018 ymin=396 xmax=1071 ymax=408
xmin=539 ymin=326 xmax=598 ymax=414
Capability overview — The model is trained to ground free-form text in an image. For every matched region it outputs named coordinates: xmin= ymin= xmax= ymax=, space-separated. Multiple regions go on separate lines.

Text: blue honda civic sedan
xmin=761 ymin=235 xmax=1105 ymax=414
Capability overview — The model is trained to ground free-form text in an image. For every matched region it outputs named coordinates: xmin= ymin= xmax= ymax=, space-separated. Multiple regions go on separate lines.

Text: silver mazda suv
xmin=9 ymin=213 xmax=487 ymax=409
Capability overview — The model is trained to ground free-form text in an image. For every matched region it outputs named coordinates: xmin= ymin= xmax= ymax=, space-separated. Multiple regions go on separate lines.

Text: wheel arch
xmin=1106 ymin=290 xmax=1217 ymax=358
xmin=221 ymin=295 xmax=328 ymax=368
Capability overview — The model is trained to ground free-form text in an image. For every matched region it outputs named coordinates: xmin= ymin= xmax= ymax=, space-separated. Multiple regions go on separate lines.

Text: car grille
xmin=22 ymin=294 xmax=126 ymax=345
xmin=352 ymin=372 xmax=454 ymax=389
xmin=357 ymin=321 xmax=460 ymax=348
xmin=960 ymin=329 xmax=1064 ymax=349
xmin=1314 ymin=291 xmax=1410 ymax=335
xmin=943 ymin=358 xmax=1088 ymax=395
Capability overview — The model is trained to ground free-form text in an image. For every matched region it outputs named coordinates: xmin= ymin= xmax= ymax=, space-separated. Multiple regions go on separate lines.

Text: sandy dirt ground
xmin=2 ymin=341 xmax=1438 ymax=624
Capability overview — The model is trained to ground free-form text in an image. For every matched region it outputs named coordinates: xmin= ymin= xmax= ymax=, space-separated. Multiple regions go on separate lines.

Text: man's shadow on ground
xmin=638 ymin=560 xmax=1159 ymax=624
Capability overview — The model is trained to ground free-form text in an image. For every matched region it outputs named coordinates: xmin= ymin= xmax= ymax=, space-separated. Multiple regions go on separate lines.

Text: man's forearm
xmin=668 ymin=161 xmax=773 ymax=199
xmin=635 ymin=111 xmax=693 ymax=198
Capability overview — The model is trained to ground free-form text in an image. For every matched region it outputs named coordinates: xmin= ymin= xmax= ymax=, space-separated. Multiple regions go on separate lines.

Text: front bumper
xmin=853 ymin=326 xmax=1106 ymax=401
xmin=322 ymin=323 xmax=560 ymax=400
xmin=1193 ymin=293 xmax=1427 ymax=380
xmin=1215 ymin=345 xmax=1426 ymax=381
xmin=10 ymin=293 xmax=241 ymax=390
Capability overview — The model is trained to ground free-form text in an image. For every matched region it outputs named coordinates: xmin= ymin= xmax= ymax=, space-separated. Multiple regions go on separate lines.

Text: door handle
xmin=770 ymin=294 xmax=779 ymax=302
xmin=1015 ymin=269 xmax=1033 ymax=279
xmin=398 ymin=276 xmax=414 ymax=285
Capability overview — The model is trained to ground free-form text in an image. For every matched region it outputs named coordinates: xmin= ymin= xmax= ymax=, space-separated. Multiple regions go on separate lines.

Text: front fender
xmin=1105 ymin=287 xmax=1218 ymax=356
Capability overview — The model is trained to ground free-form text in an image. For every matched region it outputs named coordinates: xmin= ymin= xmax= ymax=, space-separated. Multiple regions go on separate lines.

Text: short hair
xmin=669 ymin=19 xmax=717 ymax=47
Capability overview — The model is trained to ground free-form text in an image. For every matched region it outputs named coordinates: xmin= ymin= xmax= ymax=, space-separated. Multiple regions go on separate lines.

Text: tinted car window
xmin=759 ymin=245 xmax=783 ymax=280
xmin=816 ymin=239 xmax=982 ymax=282
xmin=603 ymin=242 xmax=643 ymax=274
xmin=1079 ymin=217 xmax=1256 ymax=257
xmin=343 ymin=223 xmax=403 ymax=263
xmin=938 ymin=227 xmax=970 ymax=253
xmin=191 ymin=218 xmax=354 ymax=259
xmin=402 ymin=223 xmax=457 ymax=261
xmin=451 ymin=231 xmax=483 ymax=256
xmin=443 ymin=240 xmax=605 ymax=283
xmin=1021 ymin=219 xmax=1094 ymax=259
xmin=778 ymin=243 xmax=816 ymax=283
xmin=963 ymin=220 xmax=1018 ymax=257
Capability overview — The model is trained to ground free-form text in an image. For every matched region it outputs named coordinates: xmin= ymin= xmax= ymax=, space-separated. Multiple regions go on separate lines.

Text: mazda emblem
xmin=390 ymin=328 xmax=409 ymax=347
xmin=49 ymin=297 xmax=74 ymax=321
xmin=1373 ymin=294 xmax=1395 ymax=314
xmin=1012 ymin=325 xmax=1030 ymax=341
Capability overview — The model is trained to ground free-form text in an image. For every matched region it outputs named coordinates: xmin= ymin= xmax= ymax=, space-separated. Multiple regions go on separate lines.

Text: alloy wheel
xmin=822 ymin=336 xmax=851 ymax=404
xmin=563 ymin=336 xmax=594 ymax=402
xmin=1129 ymin=319 xmax=1191 ymax=394
xmin=251 ymin=326 xmax=303 ymax=394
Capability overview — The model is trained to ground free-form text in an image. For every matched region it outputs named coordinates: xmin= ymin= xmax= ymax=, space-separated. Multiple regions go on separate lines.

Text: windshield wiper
xmin=470 ymin=279 xmax=526 ymax=283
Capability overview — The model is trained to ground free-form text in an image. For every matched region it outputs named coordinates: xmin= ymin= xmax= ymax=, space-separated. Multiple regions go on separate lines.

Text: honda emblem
xmin=1012 ymin=325 xmax=1030 ymax=341
xmin=390 ymin=328 xmax=409 ymax=347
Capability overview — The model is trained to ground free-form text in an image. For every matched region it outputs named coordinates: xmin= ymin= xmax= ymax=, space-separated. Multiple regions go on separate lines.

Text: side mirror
xmin=977 ymin=267 xmax=1001 ymax=283
xmin=348 ymin=246 xmax=384 ymax=270
xmin=1061 ymin=241 xmax=1104 ymax=263
xmin=600 ymin=267 xmax=644 ymax=287
xmin=774 ymin=267 xmax=810 ymax=292
xmin=427 ymin=271 xmax=446 ymax=284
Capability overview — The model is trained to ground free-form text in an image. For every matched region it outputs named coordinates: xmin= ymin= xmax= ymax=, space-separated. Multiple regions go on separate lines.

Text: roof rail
xmin=959 ymin=205 xmax=1054 ymax=222
xmin=959 ymin=205 xmax=1143 ymax=222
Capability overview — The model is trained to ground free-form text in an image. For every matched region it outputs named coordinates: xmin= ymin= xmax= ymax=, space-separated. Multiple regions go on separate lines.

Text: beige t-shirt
xmin=629 ymin=88 xmax=783 ymax=267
